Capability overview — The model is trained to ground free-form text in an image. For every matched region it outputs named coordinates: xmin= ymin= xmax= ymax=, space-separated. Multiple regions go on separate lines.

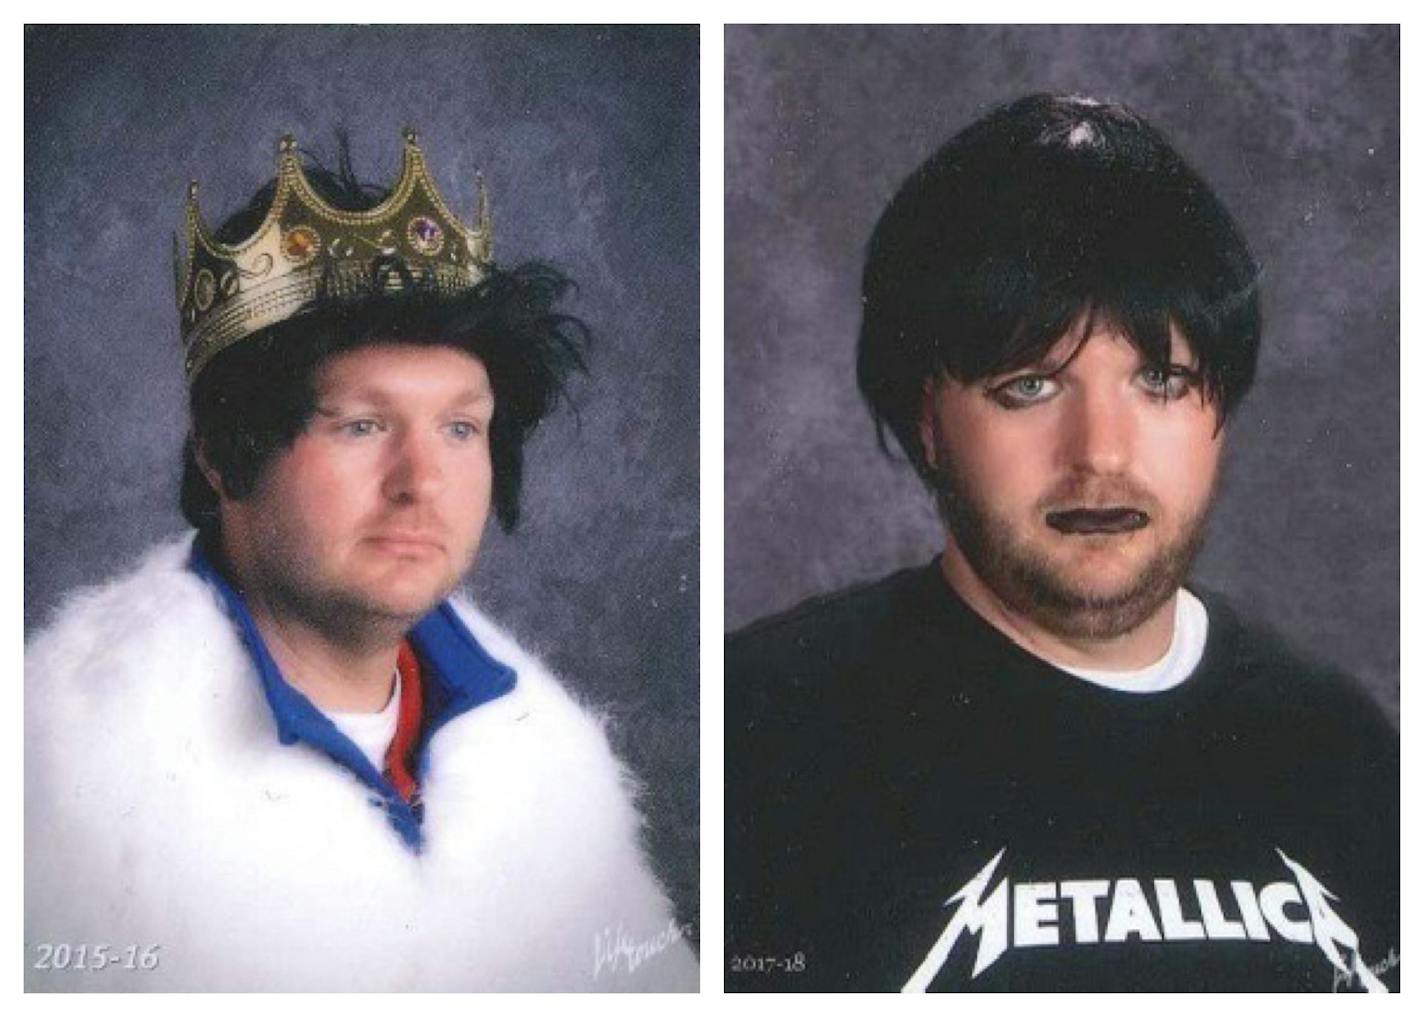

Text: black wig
xmin=857 ymin=94 xmax=1262 ymax=478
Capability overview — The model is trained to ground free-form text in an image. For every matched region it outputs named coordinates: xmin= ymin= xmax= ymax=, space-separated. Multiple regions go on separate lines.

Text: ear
xmin=1210 ymin=404 xmax=1230 ymax=443
xmin=918 ymin=378 xmax=940 ymax=471
xmin=192 ymin=436 xmax=228 ymax=501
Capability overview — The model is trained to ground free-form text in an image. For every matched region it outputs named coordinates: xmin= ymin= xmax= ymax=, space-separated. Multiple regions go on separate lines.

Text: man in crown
xmin=25 ymin=131 xmax=697 ymax=991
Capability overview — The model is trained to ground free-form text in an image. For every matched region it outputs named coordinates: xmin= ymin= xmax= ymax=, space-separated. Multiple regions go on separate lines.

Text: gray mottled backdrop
xmin=25 ymin=25 xmax=699 ymax=938
xmin=725 ymin=25 xmax=1398 ymax=723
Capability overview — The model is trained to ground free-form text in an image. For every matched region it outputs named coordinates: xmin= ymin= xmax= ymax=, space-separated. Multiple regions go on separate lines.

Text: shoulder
xmin=27 ymin=535 xmax=214 ymax=673
xmin=1195 ymin=588 xmax=1397 ymax=752
xmin=728 ymin=561 xmax=938 ymax=674
xmin=25 ymin=532 xmax=273 ymax=801
xmin=443 ymin=597 xmax=624 ymax=768
xmin=1193 ymin=590 xmax=1398 ymax=941
xmin=421 ymin=599 xmax=694 ymax=988
xmin=25 ymin=533 xmax=260 ymax=731
xmin=725 ymin=563 xmax=949 ymax=804
xmin=726 ymin=561 xmax=945 ymax=726
xmin=433 ymin=599 xmax=658 ymax=866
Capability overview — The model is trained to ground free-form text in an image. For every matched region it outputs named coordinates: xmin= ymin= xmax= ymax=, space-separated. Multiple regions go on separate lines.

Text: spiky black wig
xmin=180 ymin=134 xmax=588 ymax=535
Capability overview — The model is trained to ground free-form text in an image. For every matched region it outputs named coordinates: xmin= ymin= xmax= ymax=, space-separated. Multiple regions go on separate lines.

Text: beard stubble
xmin=931 ymin=457 xmax=1213 ymax=641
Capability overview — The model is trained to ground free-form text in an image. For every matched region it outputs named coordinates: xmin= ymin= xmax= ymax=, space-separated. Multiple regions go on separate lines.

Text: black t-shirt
xmin=726 ymin=562 xmax=1399 ymax=992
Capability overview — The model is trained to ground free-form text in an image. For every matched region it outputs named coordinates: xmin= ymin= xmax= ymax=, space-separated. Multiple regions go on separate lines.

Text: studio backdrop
xmin=724 ymin=24 xmax=1398 ymax=723
xmin=25 ymin=24 xmax=700 ymax=936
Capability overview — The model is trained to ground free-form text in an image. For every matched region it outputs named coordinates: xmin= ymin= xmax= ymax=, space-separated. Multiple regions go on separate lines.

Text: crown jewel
xmin=176 ymin=129 xmax=493 ymax=382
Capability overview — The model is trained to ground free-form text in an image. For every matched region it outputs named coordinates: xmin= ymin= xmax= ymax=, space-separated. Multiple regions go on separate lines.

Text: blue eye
xmin=989 ymin=374 xmax=1059 ymax=408
xmin=447 ymin=421 xmax=483 ymax=440
xmin=1139 ymin=365 xmax=1197 ymax=400
xmin=342 ymin=419 xmax=382 ymax=437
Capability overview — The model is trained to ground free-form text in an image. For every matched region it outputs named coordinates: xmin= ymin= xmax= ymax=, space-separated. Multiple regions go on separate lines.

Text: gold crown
xmin=176 ymin=129 xmax=493 ymax=381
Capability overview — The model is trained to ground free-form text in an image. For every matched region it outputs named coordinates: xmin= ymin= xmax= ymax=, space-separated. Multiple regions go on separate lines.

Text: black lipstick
xmin=1045 ymin=507 xmax=1149 ymax=535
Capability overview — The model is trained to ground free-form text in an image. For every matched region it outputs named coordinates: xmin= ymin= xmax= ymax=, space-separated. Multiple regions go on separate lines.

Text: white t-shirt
xmin=1056 ymin=590 xmax=1208 ymax=694
xmin=326 ymin=673 xmax=401 ymax=773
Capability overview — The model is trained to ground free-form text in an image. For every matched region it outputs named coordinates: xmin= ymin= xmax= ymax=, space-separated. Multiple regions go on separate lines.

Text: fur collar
xmin=25 ymin=536 xmax=695 ymax=991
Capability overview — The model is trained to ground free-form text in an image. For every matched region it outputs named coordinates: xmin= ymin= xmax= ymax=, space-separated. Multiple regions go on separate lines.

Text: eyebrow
xmin=446 ymin=388 xmax=495 ymax=408
xmin=980 ymin=347 xmax=1079 ymax=387
xmin=985 ymin=333 xmax=1201 ymax=383
xmin=315 ymin=387 xmax=494 ymax=413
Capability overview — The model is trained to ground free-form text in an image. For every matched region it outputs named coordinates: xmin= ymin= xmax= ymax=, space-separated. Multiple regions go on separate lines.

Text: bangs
xmin=926 ymin=136 xmax=1259 ymax=410
xmin=978 ymin=288 xmax=1244 ymax=412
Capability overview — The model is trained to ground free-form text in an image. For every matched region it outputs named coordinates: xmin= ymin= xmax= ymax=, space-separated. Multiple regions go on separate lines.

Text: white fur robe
xmin=25 ymin=536 xmax=697 ymax=991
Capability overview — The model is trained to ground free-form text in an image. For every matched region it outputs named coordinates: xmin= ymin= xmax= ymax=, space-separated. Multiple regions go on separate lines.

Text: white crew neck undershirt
xmin=325 ymin=672 xmax=401 ymax=773
xmin=1053 ymin=590 xmax=1208 ymax=694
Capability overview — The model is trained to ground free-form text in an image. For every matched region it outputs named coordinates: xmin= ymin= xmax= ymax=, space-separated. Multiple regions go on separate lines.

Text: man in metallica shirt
xmin=725 ymin=94 xmax=1399 ymax=992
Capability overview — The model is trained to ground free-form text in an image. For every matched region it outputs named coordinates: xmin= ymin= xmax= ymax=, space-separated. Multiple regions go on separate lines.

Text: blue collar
xmin=188 ymin=538 xmax=517 ymax=850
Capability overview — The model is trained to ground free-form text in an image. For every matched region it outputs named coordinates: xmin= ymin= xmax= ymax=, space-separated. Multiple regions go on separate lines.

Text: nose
xmin=382 ymin=431 xmax=445 ymax=503
xmin=1060 ymin=384 xmax=1135 ymax=477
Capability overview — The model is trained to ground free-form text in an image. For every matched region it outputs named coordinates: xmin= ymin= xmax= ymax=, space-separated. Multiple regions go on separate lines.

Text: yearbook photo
xmin=25 ymin=23 xmax=699 ymax=991
xmin=725 ymin=23 xmax=1399 ymax=993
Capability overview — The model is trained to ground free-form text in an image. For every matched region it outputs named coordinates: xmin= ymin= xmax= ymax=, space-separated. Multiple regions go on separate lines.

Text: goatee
xmin=931 ymin=463 xmax=1212 ymax=641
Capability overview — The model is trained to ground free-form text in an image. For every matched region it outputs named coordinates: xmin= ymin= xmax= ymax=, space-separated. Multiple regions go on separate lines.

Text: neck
xmin=209 ymin=539 xmax=405 ymax=714
xmin=939 ymin=538 xmax=1177 ymax=671
xmin=208 ymin=529 xmax=411 ymax=713
xmin=244 ymin=596 xmax=400 ymax=714
xmin=244 ymin=589 xmax=398 ymax=709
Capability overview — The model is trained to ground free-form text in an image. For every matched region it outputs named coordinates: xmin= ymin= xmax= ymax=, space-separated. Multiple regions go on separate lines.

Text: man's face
xmin=220 ymin=343 xmax=494 ymax=637
xmin=919 ymin=322 xmax=1224 ymax=640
